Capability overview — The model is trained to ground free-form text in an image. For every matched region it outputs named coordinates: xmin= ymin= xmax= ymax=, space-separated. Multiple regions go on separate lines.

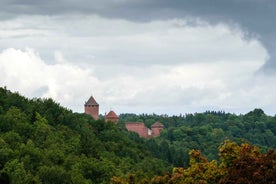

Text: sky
xmin=0 ymin=0 xmax=276 ymax=115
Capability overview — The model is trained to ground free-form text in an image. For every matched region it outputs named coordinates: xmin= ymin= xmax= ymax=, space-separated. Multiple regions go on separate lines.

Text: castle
xmin=84 ymin=96 xmax=119 ymax=123
xmin=84 ymin=96 xmax=99 ymax=120
xmin=125 ymin=122 xmax=164 ymax=138
xmin=84 ymin=96 xmax=164 ymax=138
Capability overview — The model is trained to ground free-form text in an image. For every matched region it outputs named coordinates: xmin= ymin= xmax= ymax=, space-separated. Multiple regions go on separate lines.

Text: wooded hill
xmin=0 ymin=87 xmax=275 ymax=183
xmin=0 ymin=87 xmax=170 ymax=183
xmin=119 ymin=109 xmax=276 ymax=168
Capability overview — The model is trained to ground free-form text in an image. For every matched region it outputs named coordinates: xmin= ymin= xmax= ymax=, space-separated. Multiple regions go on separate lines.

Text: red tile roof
xmin=151 ymin=122 xmax=164 ymax=128
xmin=105 ymin=110 xmax=118 ymax=118
xmin=85 ymin=96 xmax=99 ymax=106
xmin=125 ymin=122 xmax=150 ymax=138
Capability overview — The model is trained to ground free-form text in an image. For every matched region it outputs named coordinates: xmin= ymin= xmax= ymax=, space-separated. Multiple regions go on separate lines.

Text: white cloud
xmin=0 ymin=48 xmax=100 ymax=111
xmin=54 ymin=50 xmax=66 ymax=63
xmin=0 ymin=16 xmax=266 ymax=66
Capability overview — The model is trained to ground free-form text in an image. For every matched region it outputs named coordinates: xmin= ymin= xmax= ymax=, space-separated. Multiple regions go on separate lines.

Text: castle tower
xmin=104 ymin=110 xmax=119 ymax=124
xmin=84 ymin=96 xmax=99 ymax=120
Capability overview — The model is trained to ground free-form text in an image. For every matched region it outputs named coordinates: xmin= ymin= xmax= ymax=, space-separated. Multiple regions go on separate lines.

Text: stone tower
xmin=84 ymin=96 xmax=99 ymax=120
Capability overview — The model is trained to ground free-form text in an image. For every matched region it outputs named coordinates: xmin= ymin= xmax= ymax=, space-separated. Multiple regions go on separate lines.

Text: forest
xmin=0 ymin=86 xmax=275 ymax=183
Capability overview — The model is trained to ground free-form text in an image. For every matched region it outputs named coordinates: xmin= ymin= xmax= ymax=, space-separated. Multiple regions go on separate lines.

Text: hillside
xmin=0 ymin=87 xmax=275 ymax=183
xmin=0 ymin=87 xmax=170 ymax=183
xmin=119 ymin=110 xmax=276 ymax=167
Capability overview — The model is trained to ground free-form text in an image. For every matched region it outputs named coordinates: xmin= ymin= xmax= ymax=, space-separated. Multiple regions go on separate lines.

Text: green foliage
xmin=116 ymin=140 xmax=276 ymax=184
xmin=0 ymin=87 xmax=276 ymax=183
xmin=1 ymin=159 xmax=36 ymax=184
xmin=0 ymin=87 xmax=169 ymax=183
xmin=38 ymin=165 xmax=70 ymax=184
xmin=120 ymin=109 xmax=276 ymax=167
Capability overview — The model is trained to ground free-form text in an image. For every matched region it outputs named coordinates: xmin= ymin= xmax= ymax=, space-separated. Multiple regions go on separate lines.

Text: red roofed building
xmin=84 ymin=96 xmax=99 ymax=120
xmin=151 ymin=122 xmax=164 ymax=137
xmin=105 ymin=110 xmax=119 ymax=123
xmin=125 ymin=122 xmax=164 ymax=138
xmin=125 ymin=122 xmax=150 ymax=138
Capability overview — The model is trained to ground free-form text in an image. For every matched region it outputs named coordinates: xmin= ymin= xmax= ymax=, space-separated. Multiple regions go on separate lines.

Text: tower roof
xmin=105 ymin=110 xmax=118 ymax=118
xmin=85 ymin=96 xmax=99 ymax=106
xmin=151 ymin=122 xmax=164 ymax=128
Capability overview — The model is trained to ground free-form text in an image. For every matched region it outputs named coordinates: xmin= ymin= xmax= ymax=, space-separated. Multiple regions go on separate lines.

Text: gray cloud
xmin=1 ymin=0 xmax=275 ymax=72
xmin=0 ymin=1 xmax=275 ymax=115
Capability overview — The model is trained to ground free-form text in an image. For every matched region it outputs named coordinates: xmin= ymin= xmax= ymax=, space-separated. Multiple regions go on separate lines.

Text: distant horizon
xmin=3 ymin=86 xmax=274 ymax=117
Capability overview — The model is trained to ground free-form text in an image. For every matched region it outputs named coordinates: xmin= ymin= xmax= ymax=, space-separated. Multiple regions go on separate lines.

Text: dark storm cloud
xmin=1 ymin=0 xmax=275 ymax=71
xmin=139 ymin=0 xmax=276 ymax=72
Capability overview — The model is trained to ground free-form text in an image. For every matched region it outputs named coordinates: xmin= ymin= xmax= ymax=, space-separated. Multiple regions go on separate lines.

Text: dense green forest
xmin=0 ymin=87 xmax=170 ymax=183
xmin=0 ymin=86 xmax=275 ymax=183
xmin=119 ymin=109 xmax=276 ymax=168
xmin=112 ymin=140 xmax=276 ymax=183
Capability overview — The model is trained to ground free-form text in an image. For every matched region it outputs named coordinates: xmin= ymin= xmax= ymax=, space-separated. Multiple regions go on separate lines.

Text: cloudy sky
xmin=0 ymin=0 xmax=276 ymax=115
